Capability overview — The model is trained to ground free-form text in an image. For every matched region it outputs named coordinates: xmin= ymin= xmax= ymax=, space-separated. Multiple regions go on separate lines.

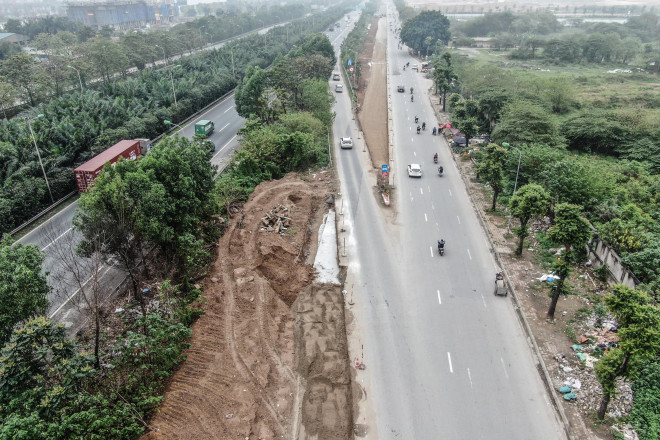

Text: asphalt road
xmin=335 ymin=3 xmax=567 ymax=439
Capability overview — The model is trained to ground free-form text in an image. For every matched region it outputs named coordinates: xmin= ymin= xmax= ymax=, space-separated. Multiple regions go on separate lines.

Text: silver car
xmin=407 ymin=163 xmax=422 ymax=177
xmin=340 ymin=137 xmax=354 ymax=149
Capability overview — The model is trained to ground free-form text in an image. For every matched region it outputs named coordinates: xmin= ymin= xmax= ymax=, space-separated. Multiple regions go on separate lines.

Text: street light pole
xmin=67 ymin=65 xmax=83 ymax=94
xmin=27 ymin=116 xmax=54 ymax=203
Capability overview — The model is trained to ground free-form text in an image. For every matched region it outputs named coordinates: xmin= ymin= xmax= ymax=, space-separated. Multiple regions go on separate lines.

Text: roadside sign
xmin=349 ymin=66 xmax=354 ymax=72
xmin=382 ymin=164 xmax=389 ymax=173
xmin=347 ymin=58 xmax=353 ymax=66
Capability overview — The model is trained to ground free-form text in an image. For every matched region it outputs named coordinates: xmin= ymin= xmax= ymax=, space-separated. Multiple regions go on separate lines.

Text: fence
xmin=587 ymin=239 xmax=639 ymax=288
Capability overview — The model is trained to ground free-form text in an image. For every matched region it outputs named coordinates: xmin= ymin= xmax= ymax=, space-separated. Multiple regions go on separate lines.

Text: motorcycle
xmin=433 ymin=155 xmax=438 ymax=164
xmin=438 ymin=166 xmax=444 ymax=176
xmin=437 ymin=240 xmax=445 ymax=256
xmin=410 ymin=87 xmax=414 ymax=94
xmin=422 ymin=122 xmax=426 ymax=131
xmin=416 ymin=125 xmax=421 ymax=134
xmin=411 ymin=94 xmax=414 ymax=102
xmin=414 ymin=115 xmax=419 ymax=123
xmin=432 ymin=127 xmax=437 ymax=135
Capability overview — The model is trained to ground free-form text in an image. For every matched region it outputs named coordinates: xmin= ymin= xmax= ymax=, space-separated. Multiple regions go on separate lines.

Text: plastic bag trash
xmin=537 ymin=273 xmax=561 ymax=282
xmin=558 ymin=386 xmax=572 ymax=394
xmin=115 ymin=308 xmax=124 ymax=313
xmin=563 ymin=392 xmax=577 ymax=401
xmin=576 ymin=353 xmax=587 ymax=361
xmin=571 ymin=344 xmax=584 ymax=351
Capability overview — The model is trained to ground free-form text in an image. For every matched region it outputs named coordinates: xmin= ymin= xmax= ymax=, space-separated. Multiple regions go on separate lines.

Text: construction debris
xmin=260 ymin=204 xmax=292 ymax=233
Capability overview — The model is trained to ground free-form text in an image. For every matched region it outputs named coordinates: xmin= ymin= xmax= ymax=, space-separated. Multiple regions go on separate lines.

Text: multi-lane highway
xmin=18 ymin=13 xmax=360 ymax=329
xmin=335 ymin=3 xmax=567 ymax=439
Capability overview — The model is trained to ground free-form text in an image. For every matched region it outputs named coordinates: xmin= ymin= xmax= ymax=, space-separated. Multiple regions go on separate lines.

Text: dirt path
xmin=357 ymin=16 xmax=389 ymax=169
xmin=142 ymin=172 xmax=352 ymax=440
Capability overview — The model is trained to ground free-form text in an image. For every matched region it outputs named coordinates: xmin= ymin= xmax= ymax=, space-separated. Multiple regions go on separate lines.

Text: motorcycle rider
xmin=434 ymin=153 xmax=438 ymax=162
xmin=416 ymin=125 xmax=421 ymax=134
xmin=414 ymin=115 xmax=419 ymax=123
xmin=438 ymin=239 xmax=445 ymax=254
xmin=432 ymin=127 xmax=437 ymax=135
xmin=438 ymin=166 xmax=444 ymax=174
xmin=422 ymin=122 xmax=426 ymax=130
xmin=411 ymin=94 xmax=414 ymax=102
xmin=410 ymin=87 xmax=414 ymax=94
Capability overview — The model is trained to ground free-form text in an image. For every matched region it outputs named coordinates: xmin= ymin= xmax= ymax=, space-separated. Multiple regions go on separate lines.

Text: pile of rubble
xmin=552 ymin=319 xmax=634 ymax=419
xmin=260 ymin=204 xmax=291 ymax=233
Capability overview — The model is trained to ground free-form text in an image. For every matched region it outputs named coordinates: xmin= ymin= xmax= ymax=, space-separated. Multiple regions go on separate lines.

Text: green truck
xmin=194 ymin=120 xmax=215 ymax=137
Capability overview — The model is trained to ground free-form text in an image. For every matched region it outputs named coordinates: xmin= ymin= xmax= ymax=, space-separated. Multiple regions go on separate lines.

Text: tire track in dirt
xmin=220 ymin=259 xmax=287 ymax=435
xmin=142 ymin=174 xmax=337 ymax=440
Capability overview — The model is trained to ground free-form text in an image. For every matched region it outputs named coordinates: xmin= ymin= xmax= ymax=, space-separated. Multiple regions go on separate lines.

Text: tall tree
xmin=0 ymin=52 xmax=50 ymax=106
xmin=546 ymin=203 xmax=592 ymax=319
xmin=235 ymin=65 xmax=268 ymax=120
xmin=0 ymin=234 xmax=49 ymax=345
xmin=595 ymin=286 xmax=660 ymax=420
xmin=509 ymin=183 xmax=551 ymax=255
xmin=476 ymin=144 xmax=508 ymax=211
xmin=400 ymin=11 xmax=451 ymax=54
xmin=432 ymin=52 xmax=454 ymax=111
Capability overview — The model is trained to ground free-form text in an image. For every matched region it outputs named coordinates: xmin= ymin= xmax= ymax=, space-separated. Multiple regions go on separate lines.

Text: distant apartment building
xmin=65 ymin=0 xmax=178 ymax=30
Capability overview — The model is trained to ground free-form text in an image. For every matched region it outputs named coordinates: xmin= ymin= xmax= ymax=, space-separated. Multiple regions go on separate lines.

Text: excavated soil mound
xmin=142 ymin=172 xmax=353 ymax=440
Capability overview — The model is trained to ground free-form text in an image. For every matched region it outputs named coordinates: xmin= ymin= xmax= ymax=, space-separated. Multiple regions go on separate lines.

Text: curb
xmin=448 ymin=149 xmax=574 ymax=440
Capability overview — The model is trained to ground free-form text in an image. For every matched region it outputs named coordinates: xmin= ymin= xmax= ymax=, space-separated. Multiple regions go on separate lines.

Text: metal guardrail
xmin=10 ymin=191 xmax=78 ymax=237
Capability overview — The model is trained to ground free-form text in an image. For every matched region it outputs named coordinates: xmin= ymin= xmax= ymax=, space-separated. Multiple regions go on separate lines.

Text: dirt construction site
xmin=143 ymin=173 xmax=355 ymax=440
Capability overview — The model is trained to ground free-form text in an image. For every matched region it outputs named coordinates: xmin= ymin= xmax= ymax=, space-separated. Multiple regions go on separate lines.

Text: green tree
xmin=546 ymin=203 xmax=592 ymax=319
xmin=432 ymin=52 xmax=454 ymax=111
xmin=80 ymin=36 xmax=129 ymax=83
xmin=595 ymin=286 xmax=660 ymax=420
xmin=509 ymin=183 xmax=551 ymax=255
xmin=0 ymin=52 xmax=50 ymax=106
xmin=476 ymin=144 xmax=508 ymax=211
xmin=235 ymin=65 xmax=267 ymax=120
xmin=491 ymin=100 xmax=562 ymax=147
xmin=629 ymin=360 xmax=660 ymax=439
xmin=300 ymin=79 xmax=335 ymax=128
xmin=0 ymin=81 xmax=16 ymax=119
xmin=0 ymin=234 xmax=49 ymax=345
xmin=400 ymin=11 xmax=451 ymax=54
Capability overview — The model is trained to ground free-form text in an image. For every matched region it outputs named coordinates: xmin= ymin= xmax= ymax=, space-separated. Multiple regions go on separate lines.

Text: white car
xmin=407 ymin=163 xmax=422 ymax=177
xmin=412 ymin=64 xmax=419 ymax=71
xmin=340 ymin=137 xmax=354 ymax=149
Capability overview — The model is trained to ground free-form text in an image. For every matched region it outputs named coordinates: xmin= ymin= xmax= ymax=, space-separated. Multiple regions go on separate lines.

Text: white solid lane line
xmin=219 ymin=123 xmax=230 ymax=131
xmin=212 ymin=134 xmax=237 ymax=160
xmin=501 ymin=357 xmax=510 ymax=379
xmin=437 ymin=289 xmax=441 ymax=304
xmin=430 ymin=246 xmax=434 ymax=258
xmin=42 ymin=227 xmax=73 ymax=251
xmin=49 ymin=264 xmax=114 ymax=319
xmin=447 ymin=352 xmax=454 ymax=373
xmin=223 ymin=105 xmax=234 ymax=113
